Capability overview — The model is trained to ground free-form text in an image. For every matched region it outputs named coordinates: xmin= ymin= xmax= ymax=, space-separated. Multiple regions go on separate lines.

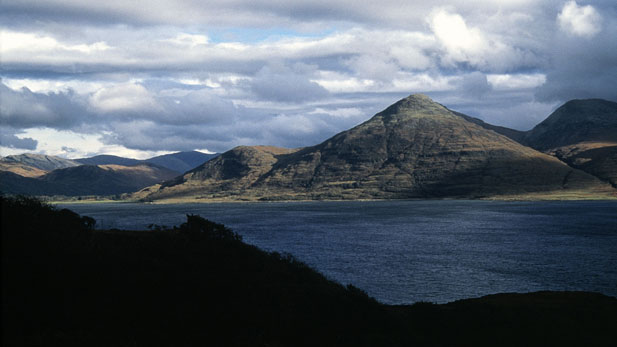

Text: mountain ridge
xmin=136 ymin=94 xmax=615 ymax=202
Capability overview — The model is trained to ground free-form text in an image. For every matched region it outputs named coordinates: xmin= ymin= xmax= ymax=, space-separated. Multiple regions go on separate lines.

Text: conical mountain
xmin=137 ymin=95 xmax=614 ymax=202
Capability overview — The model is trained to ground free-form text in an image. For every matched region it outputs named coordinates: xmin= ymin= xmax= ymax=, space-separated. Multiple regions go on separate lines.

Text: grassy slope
xmin=2 ymin=196 xmax=616 ymax=346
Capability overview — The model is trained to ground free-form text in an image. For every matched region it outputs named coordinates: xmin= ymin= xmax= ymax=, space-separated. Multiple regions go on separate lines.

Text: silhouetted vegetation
xmin=2 ymin=195 xmax=616 ymax=346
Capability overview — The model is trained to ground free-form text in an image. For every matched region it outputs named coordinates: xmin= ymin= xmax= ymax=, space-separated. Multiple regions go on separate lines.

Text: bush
xmin=177 ymin=214 xmax=242 ymax=241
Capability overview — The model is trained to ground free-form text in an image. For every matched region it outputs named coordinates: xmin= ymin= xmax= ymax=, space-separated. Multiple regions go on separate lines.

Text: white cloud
xmin=558 ymin=1 xmax=602 ymax=37
xmin=1 ymin=30 xmax=110 ymax=55
xmin=428 ymin=9 xmax=523 ymax=70
xmin=162 ymin=33 xmax=209 ymax=47
xmin=89 ymin=83 xmax=160 ymax=113
xmin=430 ymin=9 xmax=487 ymax=63
xmin=487 ymin=73 xmax=546 ymax=90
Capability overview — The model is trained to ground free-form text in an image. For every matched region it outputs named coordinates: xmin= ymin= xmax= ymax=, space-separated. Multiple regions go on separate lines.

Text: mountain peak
xmin=375 ymin=93 xmax=451 ymax=122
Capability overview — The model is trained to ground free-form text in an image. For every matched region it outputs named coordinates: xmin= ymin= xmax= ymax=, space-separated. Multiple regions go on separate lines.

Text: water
xmin=58 ymin=200 xmax=617 ymax=304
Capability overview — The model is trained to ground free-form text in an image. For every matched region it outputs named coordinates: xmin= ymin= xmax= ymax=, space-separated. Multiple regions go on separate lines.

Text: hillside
xmin=75 ymin=151 xmax=217 ymax=173
xmin=2 ymin=196 xmax=616 ymax=346
xmin=75 ymin=154 xmax=143 ymax=166
xmin=145 ymin=150 xmax=218 ymax=172
xmin=0 ymin=161 xmax=47 ymax=177
xmin=523 ymin=99 xmax=617 ymax=150
xmin=40 ymin=164 xmax=179 ymax=195
xmin=0 ymin=171 xmax=71 ymax=195
xmin=1 ymin=164 xmax=178 ymax=196
xmin=0 ymin=153 xmax=80 ymax=172
xmin=522 ymin=99 xmax=617 ymax=187
xmin=137 ymin=94 xmax=614 ymax=202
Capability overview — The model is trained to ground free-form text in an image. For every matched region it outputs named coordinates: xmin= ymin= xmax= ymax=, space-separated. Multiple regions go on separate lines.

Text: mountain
xmin=1 ymin=164 xmax=178 ymax=196
xmin=75 ymin=154 xmax=143 ymax=166
xmin=75 ymin=151 xmax=217 ymax=173
xmin=136 ymin=95 xmax=614 ymax=202
xmin=145 ymin=151 xmax=218 ymax=172
xmin=0 ymin=171 xmax=68 ymax=195
xmin=523 ymin=99 xmax=617 ymax=150
xmin=0 ymin=153 xmax=80 ymax=171
xmin=0 ymin=161 xmax=47 ymax=177
xmin=452 ymin=111 xmax=526 ymax=143
xmin=521 ymin=99 xmax=617 ymax=187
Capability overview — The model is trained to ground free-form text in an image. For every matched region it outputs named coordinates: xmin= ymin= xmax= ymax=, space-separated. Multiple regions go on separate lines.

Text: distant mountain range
xmin=0 ymin=151 xmax=217 ymax=196
xmin=135 ymin=95 xmax=616 ymax=202
xmin=74 ymin=151 xmax=217 ymax=173
xmin=2 ymin=96 xmax=615 ymax=200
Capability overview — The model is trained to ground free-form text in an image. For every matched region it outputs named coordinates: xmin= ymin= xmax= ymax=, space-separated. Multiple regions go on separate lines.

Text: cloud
xmin=0 ymin=83 xmax=90 ymax=129
xmin=0 ymin=127 xmax=38 ymax=150
xmin=248 ymin=63 xmax=329 ymax=102
xmin=2 ymin=0 xmax=617 ymax=158
xmin=428 ymin=8 xmax=529 ymax=71
xmin=89 ymin=83 xmax=161 ymax=114
xmin=455 ymin=72 xmax=492 ymax=98
xmin=558 ymin=1 xmax=602 ymax=37
xmin=536 ymin=8 xmax=617 ymax=103
xmin=430 ymin=9 xmax=487 ymax=64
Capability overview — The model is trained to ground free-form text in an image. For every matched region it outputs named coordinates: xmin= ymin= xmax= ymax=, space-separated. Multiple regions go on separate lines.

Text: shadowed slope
xmin=524 ymin=99 xmax=617 ymax=150
xmin=522 ymin=99 xmax=617 ymax=187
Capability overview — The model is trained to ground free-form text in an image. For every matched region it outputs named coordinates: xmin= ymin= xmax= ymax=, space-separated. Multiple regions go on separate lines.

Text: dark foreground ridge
xmin=2 ymin=196 xmax=616 ymax=346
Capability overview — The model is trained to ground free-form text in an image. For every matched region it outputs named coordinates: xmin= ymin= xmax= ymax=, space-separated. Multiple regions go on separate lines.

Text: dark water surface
xmin=58 ymin=200 xmax=617 ymax=304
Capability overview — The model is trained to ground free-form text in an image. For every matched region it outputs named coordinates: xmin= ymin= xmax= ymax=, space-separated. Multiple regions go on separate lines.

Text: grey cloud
xmin=2 ymin=0 xmax=617 ymax=156
xmin=0 ymin=127 xmax=38 ymax=150
xmin=456 ymin=72 xmax=492 ymax=98
xmin=248 ymin=63 xmax=329 ymax=102
xmin=535 ymin=14 xmax=617 ymax=103
xmin=98 ymin=101 xmax=373 ymax=153
xmin=0 ymin=83 xmax=90 ymax=129
xmin=61 ymin=146 xmax=78 ymax=153
xmin=434 ymin=89 xmax=558 ymax=131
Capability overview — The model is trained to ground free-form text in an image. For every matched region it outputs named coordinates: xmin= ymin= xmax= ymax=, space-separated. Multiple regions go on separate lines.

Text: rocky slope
xmin=137 ymin=95 xmax=614 ymax=202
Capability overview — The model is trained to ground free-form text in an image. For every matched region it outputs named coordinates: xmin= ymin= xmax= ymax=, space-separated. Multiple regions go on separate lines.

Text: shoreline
xmin=49 ymin=194 xmax=617 ymax=205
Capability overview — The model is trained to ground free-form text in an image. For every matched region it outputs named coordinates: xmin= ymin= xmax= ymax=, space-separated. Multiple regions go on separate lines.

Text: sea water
xmin=58 ymin=200 xmax=617 ymax=304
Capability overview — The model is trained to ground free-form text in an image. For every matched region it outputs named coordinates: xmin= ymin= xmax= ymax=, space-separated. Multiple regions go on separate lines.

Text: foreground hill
xmin=522 ymin=99 xmax=617 ymax=187
xmin=2 ymin=196 xmax=616 ymax=346
xmin=1 ymin=164 xmax=178 ymax=196
xmin=76 ymin=151 xmax=217 ymax=173
xmin=137 ymin=94 xmax=614 ymax=202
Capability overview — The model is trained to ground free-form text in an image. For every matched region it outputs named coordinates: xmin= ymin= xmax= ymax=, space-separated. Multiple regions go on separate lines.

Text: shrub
xmin=177 ymin=214 xmax=242 ymax=241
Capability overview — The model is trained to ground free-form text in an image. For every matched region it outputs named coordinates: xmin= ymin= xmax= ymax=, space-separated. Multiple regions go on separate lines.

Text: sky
xmin=1 ymin=0 xmax=616 ymax=159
